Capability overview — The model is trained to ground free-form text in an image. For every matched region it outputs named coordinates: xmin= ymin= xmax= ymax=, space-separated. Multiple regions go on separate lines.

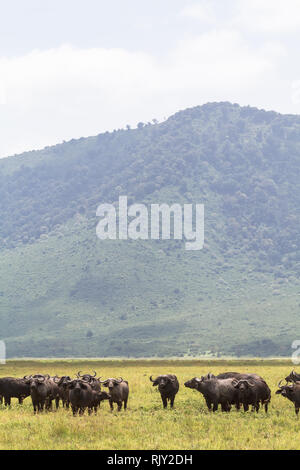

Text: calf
xmin=150 ymin=375 xmax=179 ymax=409
xmin=100 ymin=377 xmax=129 ymax=411
xmin=91 ymin=390 xmax=111 ymax=414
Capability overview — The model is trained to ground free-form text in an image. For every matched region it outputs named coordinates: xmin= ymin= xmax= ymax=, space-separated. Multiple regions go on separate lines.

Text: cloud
xmin=235 ymin=0 xmax=300 ymax=33
xmin=180 ymin=1 xmax=215 ymax=23
xmin=0 ymin=30 xmax=293 ymax=158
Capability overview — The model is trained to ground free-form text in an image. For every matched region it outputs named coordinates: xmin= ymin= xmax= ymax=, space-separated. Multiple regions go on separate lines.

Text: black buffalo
xmin=214 ymin=372 xmax=265 ymax=382
xmin=55 ymin=376 xmax=72 ymax=408
xmin=184 ymin=376 xmax=238 ymax=412
xmin=285 ymin=370 xmax=300 ymax=384
xmin=76 ymin=371 xmax=101 ymax=392
xmin=232 ymin=378 xmax=271 ymax=413
xmin=150 ymin=375 xmax=179 ymax=409
xmin=25 ymin=375 xmax=53 ymax=413
xmin=67 ymin=379 xmax=109 ymax=416
xmin=91 ymin=390 xmax=111 ymax=413
xmin=276 ymin=381 xmax=300 ymax=415
xmin=100 ymin=377 xmax=129 ymax=411
xmin=0 ymin=377 xmax=30 ymax=406
xmin=67 ymin=379 xmax=94 ymax=416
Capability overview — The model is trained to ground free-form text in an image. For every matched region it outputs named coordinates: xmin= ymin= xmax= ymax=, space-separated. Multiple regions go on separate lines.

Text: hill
xmin=0 ymin=102 xmax=300 ymax=358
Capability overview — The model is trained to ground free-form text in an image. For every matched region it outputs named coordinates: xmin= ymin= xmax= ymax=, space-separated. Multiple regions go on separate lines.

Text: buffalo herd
xmin=0 ymin=369 xmax=299 ymax=416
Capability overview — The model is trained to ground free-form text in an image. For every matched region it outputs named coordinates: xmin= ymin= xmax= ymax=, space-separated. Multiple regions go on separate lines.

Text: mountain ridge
xmin=0 ymin=101 xmax=300 ymax=358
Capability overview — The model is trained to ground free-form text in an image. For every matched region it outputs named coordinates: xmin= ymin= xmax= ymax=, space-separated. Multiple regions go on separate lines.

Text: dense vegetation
xmin=0 ymin=359 xmax=299 ymax=450
xmin=0 ymin=102 xmax=300 ymax=357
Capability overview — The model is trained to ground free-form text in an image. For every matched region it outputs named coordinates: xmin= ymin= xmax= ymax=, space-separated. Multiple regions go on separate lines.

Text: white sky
xmin=0 ymin=0 xmax=300 ymax=158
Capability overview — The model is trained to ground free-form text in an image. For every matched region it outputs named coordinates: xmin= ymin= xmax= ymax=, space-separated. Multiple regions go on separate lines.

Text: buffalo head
xmin=150 ymin=375 xmax=177 ymax=391
xmin=232 ymin=379 xmax=255 ymax=391
xmin=184 ymin=377 xmax=203 ymax=390
xmin=99 ymin=377 xmax=123 ymax=390
xmin=276 ymin=380 xmax=294 ymax=397
xmin=285 ymin=370 xmax=300 ymax=383
xmin=76 ymin=371 xmax=97 ymax=382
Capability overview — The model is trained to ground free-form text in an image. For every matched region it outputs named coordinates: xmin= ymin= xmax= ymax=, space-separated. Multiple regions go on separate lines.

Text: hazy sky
xmin=1 ymin=0 xmax=300 ymax=158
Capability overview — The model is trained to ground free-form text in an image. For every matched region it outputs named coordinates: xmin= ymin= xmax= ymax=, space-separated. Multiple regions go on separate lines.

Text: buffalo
xmin=67 ymin=379 xmax=110 ymax=416
xmin=76 ymin=371 xmax=101 ymax=392
xmin=0 ymin=377 xmax=30 ymax=406
xmin=285 ymin=370 xmax=300 ymax=384
xmin=100 ymin=377 xmax=129 ymax=411
xmin=150 ymin=375 xmax=179 ymax=409
xmin=215 ymin=372 xmax=265 ymax=382
xmin=91 ymin=390 xmax=111 ymax=413
xmin=25 ymin=375 xmax=53 ymax=413
xmin=232 ymin=378 xmax=271 ymax=413
xmin=67 ymin=379 xmax=94 ymax=416
xmin=55 ymin=376 xmax=72 ymax=408
xmin=276 ymin=380 xmax=300 ymax=415
xmin=184 ymin=376 xmax=238 ymax=412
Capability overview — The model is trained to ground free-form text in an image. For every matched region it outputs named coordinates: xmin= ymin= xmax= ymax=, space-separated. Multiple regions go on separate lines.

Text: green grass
xmin=0 ymin=359 xmax=299 ymax=450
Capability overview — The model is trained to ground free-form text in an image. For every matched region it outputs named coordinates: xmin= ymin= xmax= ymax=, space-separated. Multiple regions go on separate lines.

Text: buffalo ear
xmin=232 ymin=380 xmax=239 ymax=388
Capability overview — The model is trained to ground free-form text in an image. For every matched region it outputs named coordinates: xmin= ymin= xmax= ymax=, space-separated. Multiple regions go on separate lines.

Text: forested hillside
xmin=0 ymin=102 xmax=300 ymax=358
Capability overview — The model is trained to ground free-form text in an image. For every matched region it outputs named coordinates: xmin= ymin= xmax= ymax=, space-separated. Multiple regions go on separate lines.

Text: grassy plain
xmin=0 ymin=359 xmax=299 ymax=450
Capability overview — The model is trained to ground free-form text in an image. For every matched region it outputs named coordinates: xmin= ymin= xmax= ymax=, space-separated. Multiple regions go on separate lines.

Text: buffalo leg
xmin=295 ymin=406 xmax=299 ymax=416
xmin=264 ymin=403 xmax=269 ymax=413
xmin=221 ymin=402 xmax=231 ymax=412
xmin=117 ymin=401 xmax=122 ymax=412
xmin=124 ymin=398 xmax=128 ymax=410
xmin=212 ymin=402 xmax=218 ymax=412
xmin=109 ymin=399 xmax=114 ymax=411
xmin=170 ymin=396 xmax=175 ymax=408
xmin=161 ymin=396 xmax=168 ymax=409
xmin=55 ymin=397 xmax=60 ymax=409
xmin=5 ymin=397 xmax=11 ymax=407
xmin=205 ymin=398 xmax=212 ymax=411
